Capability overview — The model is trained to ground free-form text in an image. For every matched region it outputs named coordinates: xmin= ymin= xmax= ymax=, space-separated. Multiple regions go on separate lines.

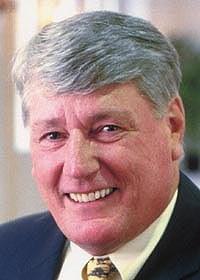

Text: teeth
xmin=100 ymin=189 xmax=106 ymax=198
xmin=82 ymin=193 xmax=89 ymax=203
xmin=69 ymin=188 xmax=114 ymax=203
xmin=95 ymin=190 xmax=100 ymax=199
xmin=105 ymin=188 xmax=110 ymax=195
xmin=77 ymin=194 xmax=82 ymax=202
xmin=70 ymin=193 xmax=78 ymax=202
xmin=88 ymin=192 xmax=95 ymax=201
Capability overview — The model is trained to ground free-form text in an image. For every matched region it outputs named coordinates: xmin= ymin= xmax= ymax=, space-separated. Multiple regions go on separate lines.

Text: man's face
xmin=29 ymin=82 xmax=184 ymax=255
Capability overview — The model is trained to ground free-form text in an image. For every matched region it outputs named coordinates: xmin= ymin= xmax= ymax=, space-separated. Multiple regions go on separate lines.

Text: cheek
xmin=101 ymin=134 xmax=173 ymax=195
xmin=100 ymin=136 xmax=162 ymax=179
xmin=31 ymin=155 xmax=65 ymax=212
xmin=99 ymin=144 xmax=145 ymax=207
xmin=31 ymin=150 xmax=63 ymax=193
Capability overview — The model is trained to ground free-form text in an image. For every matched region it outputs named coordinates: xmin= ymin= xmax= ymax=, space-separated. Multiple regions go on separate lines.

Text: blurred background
xmin=1 ymin=0 xmax=200 ymax=223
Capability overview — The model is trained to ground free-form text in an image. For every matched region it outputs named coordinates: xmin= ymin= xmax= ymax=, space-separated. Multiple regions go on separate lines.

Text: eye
xmin=40 ymin=131 xmax=66 ymax=142
xmin=100 ymin=124 xmax=121 ymax=132
xmin=46 ymin=131 xmax=62 ymax=140
xmin=91 ymin=124 xmax=124 ymax=143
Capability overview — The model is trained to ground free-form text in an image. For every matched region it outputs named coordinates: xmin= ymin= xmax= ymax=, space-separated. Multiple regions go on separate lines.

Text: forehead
xmin=28 ymin=82 xmax=153 ymax=125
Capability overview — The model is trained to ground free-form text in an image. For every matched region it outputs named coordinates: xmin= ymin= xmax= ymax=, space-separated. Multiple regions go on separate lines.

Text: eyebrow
xmin=31 ymin=118 xmax=66 ymax=128
xmin=88 ymin=110 xmax=134 ymax=123
xmin=31 ymin=110 xmax=135 ymax=128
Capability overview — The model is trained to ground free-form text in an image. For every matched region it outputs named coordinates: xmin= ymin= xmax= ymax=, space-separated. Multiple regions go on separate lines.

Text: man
xmin=1 ymin=10 xmax=200 ymax=280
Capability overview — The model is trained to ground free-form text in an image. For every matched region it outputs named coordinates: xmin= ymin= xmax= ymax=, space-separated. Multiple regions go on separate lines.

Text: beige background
xmin=1 ymin=0 xmax=200 ymax=223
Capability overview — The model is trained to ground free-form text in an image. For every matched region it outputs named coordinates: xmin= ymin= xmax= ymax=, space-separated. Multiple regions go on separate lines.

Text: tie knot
xmin=86 ymin=257 xmax=117 ymax=279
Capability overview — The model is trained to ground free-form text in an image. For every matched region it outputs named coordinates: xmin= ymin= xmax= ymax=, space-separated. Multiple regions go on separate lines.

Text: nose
xmin=64 ymin=129 xmax=100 ymax=179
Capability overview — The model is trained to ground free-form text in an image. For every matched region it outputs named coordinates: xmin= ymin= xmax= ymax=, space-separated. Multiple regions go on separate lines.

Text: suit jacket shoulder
xmin=0 ymin=212 xmax=65 ymax=280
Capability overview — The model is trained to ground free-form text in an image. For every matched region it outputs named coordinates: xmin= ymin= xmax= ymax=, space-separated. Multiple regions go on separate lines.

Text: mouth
xmin=67 ymin=188 xmax=116 ymax=203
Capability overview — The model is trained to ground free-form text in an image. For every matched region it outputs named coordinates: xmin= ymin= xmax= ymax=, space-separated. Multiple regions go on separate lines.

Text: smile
xmin=68 ymin=188 xmax=115 ymax=203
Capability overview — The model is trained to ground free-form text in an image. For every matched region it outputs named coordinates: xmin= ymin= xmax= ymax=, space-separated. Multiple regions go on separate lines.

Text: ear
xmin=166 ymin=96 xmax=185 ymax=161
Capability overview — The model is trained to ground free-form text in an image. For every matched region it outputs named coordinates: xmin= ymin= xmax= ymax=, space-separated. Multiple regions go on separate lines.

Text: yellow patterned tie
xmin=86 ymin=257 xmax=118 ymax=279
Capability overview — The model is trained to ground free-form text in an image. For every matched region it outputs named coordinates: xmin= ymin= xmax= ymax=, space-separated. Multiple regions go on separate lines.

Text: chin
xmin=61 ymin=220 xmax=123 ymax=255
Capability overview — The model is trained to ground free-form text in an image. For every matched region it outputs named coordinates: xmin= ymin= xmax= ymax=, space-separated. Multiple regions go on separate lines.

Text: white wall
xmin=0 ymin=7 xmax=45 ymax=223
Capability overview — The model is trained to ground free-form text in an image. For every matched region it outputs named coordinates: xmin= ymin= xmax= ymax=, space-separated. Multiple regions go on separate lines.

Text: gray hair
xmin=12 ymin=10 xmax=182 ymax=125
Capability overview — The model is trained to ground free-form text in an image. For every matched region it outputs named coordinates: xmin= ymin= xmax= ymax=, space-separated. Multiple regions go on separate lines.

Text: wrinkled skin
xmin=29 ymin=82 xmax=185 ymax=255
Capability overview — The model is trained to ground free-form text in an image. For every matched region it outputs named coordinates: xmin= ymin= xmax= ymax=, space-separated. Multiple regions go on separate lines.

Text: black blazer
xmin=1 ymin=173 xmax=200 ymax=280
